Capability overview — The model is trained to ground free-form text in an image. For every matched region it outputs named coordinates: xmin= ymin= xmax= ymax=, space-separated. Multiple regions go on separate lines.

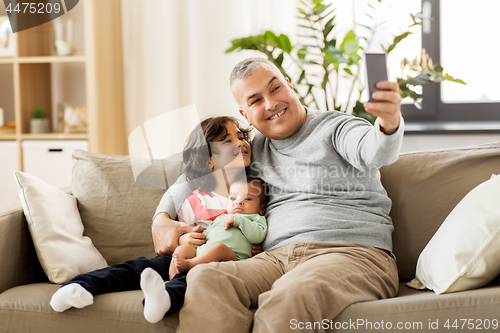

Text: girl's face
xmin=209 ymin=122 xmax=251 ymax=171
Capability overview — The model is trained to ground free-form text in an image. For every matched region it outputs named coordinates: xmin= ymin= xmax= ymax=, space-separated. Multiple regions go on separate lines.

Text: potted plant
xmin=31 ymin=106 xmax=50 ymax=134
xmin=225 ymin=0 xmax=465 ymax=123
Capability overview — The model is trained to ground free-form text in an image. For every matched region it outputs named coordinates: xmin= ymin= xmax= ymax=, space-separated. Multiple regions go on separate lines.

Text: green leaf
xmin=340 ymin=30 xmax=361 ymax=65
xmin=297 ymin=70 xmax=306 ymax=84
xmin=264 ymin=31 xmax=279 ymax=47
xmin=299 ymin=24 xmax=320 ymax=31
xmin=297 ymin=47 xmax=308 ymax=60
xmin=324 ymin=45 xmax=346 ymax=66
xmin=298 ymin=34 xmax=319 ymax=40
xmin=275 ymin=53 xmax=284 ymax=67
xmin=386 ymin=31 xmax=412 ymax=54
xmin=343 ymin=67 xmax=354 ymax=76
xmin=444 ymin=73 xmax=466 ymax=85
xmin=323 ymin=16 xmax=335 ymax=38
xmin=278 ymin=34 xmax=293 ymax=53
xmin=351 ymin=101 xmax=376 ymax=124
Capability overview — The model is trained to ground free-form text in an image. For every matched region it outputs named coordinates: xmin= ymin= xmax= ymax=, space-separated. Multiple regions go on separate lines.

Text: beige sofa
xmin=1 ymin=142 xmax=500 ymax=333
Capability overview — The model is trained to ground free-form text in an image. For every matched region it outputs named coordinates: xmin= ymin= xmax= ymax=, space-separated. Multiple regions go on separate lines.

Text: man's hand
xmin=178 ymin=225 xmax=206 ymax=248
xmin=252 ymin=243 xmax=263 ymax=256
xmin=224 ymin=216 xmax=235 ymax=230
xmin=363 ymin=81 xmax=402 ymax=135
xmin=152 ymin=213 xmax=204 ymax=255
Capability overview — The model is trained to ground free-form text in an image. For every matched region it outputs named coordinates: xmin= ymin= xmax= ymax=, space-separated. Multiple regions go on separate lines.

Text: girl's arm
xmin=152 ymin=213 xmax=200 ymax=255
xmin=152 ymin=174 xmax=197 ymax=255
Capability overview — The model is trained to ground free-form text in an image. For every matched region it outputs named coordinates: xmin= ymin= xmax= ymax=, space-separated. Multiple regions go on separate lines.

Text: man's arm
xmin=332 ymin=81 xmax=404 ymax=169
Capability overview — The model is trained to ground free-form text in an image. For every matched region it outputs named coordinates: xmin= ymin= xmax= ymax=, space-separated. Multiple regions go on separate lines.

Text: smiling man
xmin=154 ymin=57 xmax=404 ymax=332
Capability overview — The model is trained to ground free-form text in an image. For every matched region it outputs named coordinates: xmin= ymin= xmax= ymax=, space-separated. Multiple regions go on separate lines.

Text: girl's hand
xmin=178 ymin=225 xmax=207 ymax=248
xmin=224 ymin=216 xmax=235 ymax=230
xmin=252 ymin=243 xmax=263 ymax=256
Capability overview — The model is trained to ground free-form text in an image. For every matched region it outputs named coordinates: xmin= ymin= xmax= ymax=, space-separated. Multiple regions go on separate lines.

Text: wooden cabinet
xmin=0 ymin=0 xmax=127 ymax=166
xmin=0 ymin=0 xmax=126 ymax=202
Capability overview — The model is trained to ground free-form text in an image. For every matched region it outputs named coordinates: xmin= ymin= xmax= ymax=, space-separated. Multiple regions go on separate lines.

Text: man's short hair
xmin=230 ymin=58 xmax=275 ymax=90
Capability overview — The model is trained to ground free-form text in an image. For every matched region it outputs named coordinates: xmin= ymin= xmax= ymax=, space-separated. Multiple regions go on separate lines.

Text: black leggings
xmin=63 ymin=255 xmax=187 ymax=312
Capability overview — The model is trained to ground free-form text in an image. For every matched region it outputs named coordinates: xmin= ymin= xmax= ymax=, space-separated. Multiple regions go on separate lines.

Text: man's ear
xmin=239 ymin=110 xmax=252 ymax=126
xmin=285 ymin=77 xmax=294 ymax=90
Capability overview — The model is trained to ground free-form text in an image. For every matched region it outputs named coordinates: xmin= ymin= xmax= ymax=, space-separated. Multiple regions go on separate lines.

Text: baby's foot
xmin=173 ymin=253 xmax=191 ymax=274
xmin=50 ymin=283 xmax=93 ymax=312
xmin=140 ymin=268 xmax=171 ymax=323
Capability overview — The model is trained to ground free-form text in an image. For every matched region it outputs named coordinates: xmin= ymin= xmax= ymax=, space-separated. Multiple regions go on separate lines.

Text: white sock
xmin=140 ymin=268 xmax=172 ymax=323
xmin=50 ymin=283 xmax=94 ymax=312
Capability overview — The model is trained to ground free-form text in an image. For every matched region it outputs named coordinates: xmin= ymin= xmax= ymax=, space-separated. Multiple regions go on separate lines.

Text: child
xmin=170 ymin=176 xmax=267 ymax=277
xmin=50 ymin=116 xmax=257 ymax=319
xmin=141 ymin=176 xmax=267 ymax=323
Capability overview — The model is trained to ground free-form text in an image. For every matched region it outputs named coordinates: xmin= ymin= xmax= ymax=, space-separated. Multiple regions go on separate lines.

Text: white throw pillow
xmin=407 ymin=174 xmax=500 ymax=294
xmin=14 ymin=171 xmax=107 ymax=284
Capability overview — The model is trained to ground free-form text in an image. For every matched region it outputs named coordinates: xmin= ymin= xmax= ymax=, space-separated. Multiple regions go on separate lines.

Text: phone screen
xmin=365 ymin=53 xmax=389 ymax=102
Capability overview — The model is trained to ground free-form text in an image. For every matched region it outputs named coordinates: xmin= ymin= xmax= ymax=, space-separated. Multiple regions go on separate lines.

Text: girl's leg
xmin=51 ymin=255 xmax=172 ymax=312
xmin=174 ymin=243 xmax=238 ymax=274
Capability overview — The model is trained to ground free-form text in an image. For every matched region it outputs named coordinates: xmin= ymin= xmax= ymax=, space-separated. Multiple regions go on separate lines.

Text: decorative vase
xmin=30 ymin=118 xmax=49 ymax=134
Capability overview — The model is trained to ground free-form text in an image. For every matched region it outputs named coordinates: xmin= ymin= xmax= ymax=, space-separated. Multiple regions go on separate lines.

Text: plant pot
xmin=30 ymin=118 xmax=50 ymax=134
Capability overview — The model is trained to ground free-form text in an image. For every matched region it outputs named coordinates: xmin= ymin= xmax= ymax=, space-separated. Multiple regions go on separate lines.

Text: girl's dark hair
xmin=183 ymin=116 xmax=251 ymax=192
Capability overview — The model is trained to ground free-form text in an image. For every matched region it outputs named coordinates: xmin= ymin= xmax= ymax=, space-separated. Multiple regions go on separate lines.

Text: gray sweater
xmin=155 ymin=109 xmax=404 ymax=252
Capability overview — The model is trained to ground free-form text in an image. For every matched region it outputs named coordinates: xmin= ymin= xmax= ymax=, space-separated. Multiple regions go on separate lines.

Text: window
xmin=402 ymin=0 xmax=500 ymax=130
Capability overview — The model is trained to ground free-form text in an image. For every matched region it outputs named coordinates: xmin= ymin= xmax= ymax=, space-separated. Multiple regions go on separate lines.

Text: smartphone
xmin=364 ymin=53 xmax=389 ymax=102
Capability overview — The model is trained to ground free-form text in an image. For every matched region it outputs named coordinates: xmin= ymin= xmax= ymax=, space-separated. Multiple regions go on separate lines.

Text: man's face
xmin=233 ymin=64 xmax=306 ymax=140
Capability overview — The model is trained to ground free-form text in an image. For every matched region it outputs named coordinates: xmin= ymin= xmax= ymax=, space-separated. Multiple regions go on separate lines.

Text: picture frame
xmin=0 ymin=16 xmax=15 ymax=57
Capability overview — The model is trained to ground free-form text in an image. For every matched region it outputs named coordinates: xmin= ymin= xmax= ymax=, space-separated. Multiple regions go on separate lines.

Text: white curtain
xmin=121 ymin=0 xmax=299 ymax=136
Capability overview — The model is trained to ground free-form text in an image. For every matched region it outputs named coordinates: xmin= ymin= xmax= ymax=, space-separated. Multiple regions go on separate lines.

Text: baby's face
xmin=227 ymin=181 xmax=265 ymax=215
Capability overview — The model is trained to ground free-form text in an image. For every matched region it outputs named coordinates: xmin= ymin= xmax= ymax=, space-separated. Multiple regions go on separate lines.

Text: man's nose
xmin=264 ymin=97 xmax=278 ymax=111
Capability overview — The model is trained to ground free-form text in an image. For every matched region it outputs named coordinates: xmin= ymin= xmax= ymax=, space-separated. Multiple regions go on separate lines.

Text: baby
xmin=169 ymin=176 xmax=267 ymax=277
xmin=140 ymin=176 xmax=267 ymax=323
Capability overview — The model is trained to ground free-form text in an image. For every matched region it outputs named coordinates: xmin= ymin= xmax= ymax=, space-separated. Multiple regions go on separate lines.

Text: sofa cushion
xmin=381 ymin=141 xmax=500 ymax=282
xmin=0 ymin=283 xmax=179 ymax=333
xmin=72 ymin=150 xmax=172 ymax=265
xmin=408 ymin=174 xmax=500 ymax=294
xmin=14 ymin=171 xmax=107 ymax=284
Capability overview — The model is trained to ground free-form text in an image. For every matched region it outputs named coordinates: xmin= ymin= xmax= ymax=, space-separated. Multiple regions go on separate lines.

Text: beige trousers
xmin=177 ymin=241 xmax=399 ymax=333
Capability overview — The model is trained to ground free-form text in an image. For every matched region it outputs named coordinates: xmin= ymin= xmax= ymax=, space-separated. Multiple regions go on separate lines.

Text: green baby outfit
xmin=196 ymin=214 xmax=267 ymax=260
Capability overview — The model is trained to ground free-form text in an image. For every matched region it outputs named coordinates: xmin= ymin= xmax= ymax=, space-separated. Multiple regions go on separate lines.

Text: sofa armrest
xmin=0 ymin=200 xmax=46 ymax=294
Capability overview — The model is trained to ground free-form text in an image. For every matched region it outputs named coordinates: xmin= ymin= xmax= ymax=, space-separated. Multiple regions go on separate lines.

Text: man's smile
xmin=268 ymin=108 xmax=286 ymax=120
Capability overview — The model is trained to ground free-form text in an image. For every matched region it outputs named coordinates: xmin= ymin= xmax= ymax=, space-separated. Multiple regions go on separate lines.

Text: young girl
xmin=50 ymin=116 xmax=258 ymax=321
xmin=141 ymin=116 xmax=269 ymax=323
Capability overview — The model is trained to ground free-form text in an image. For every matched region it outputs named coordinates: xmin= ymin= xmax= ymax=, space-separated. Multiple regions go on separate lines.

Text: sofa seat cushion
xmin=0 ymin=283 xmax=178 ymax=333
xmin=333 ymin=279 xmax=500 ymax=332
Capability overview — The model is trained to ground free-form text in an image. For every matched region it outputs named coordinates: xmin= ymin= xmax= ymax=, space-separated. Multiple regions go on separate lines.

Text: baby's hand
xmin=224 ymin=216 xmax=235 ymax=230
xmin=178 ymin=225 xmax=206 ymax=248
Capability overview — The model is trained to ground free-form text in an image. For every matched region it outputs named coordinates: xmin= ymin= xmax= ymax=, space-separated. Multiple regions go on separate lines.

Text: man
xmin=153 ymin=57 xmax=403 ymax=332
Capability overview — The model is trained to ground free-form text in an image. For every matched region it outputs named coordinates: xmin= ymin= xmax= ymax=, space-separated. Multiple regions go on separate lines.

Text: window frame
xmin=401 ymin=0 xmax=500 ymax=131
